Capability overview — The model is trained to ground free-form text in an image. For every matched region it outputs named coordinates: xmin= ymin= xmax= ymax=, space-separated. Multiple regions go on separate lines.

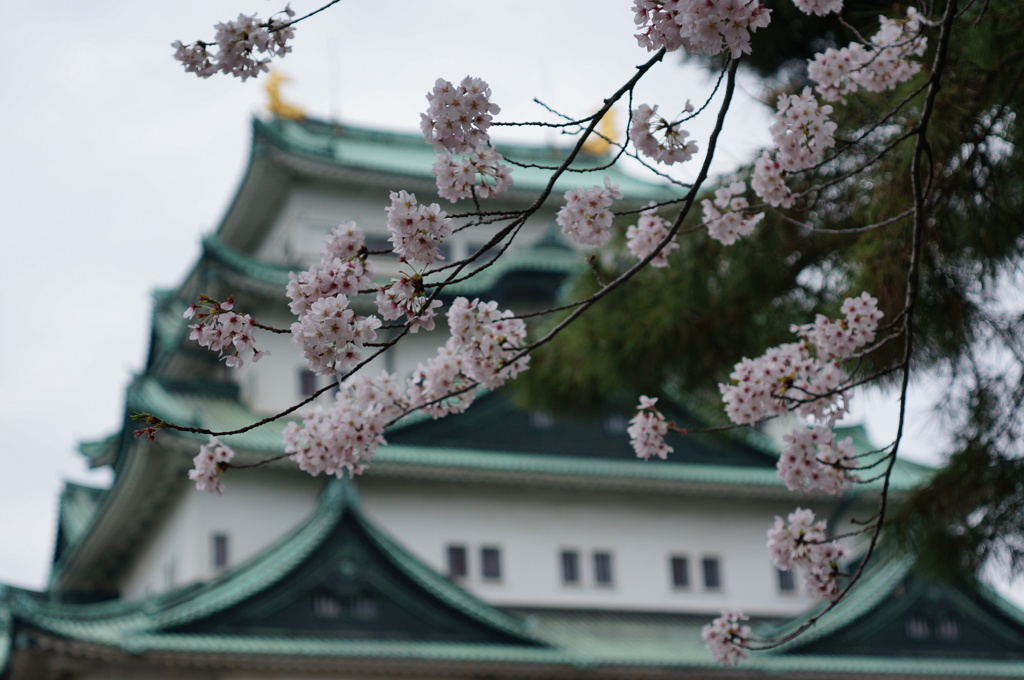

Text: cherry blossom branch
xmin=743 ymin=0 xmax=958 ymax=652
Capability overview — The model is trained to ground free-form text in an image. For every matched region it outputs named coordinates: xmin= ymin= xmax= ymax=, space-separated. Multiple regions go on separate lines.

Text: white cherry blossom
xmin=628 ymin=396 xmax=674 ymax=460
xmin=630 ymin=103 xmax=699 ymax=165
xmin=556 ymin=178 xmax=623 ymax=247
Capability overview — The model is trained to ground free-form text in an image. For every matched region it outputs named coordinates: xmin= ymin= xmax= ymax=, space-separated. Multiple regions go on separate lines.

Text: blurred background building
xmin=3 ymin=110 xmax=1024 ymax=679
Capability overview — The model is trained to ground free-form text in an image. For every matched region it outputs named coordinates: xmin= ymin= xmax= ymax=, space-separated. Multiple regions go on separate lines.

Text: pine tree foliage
xmin=519 ymin=0 xmax=1024 ymax=582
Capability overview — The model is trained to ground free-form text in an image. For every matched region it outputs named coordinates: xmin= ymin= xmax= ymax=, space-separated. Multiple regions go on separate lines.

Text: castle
xmin=3 ymin=113 xmax=1024 ymax=679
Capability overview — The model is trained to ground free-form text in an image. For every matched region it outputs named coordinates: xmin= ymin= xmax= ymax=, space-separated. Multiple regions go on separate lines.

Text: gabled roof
xmin=6 ymin=481 xmax=540 ymax=654
xmin=216 ymin=116 xmax=679 ymax=254
xmin=257 ymin=116 xmax=677 ymax=199
xmin=51 ymin=483 xmax=108 ymax=567
xmin=11 ymin=502 xmax=1024 ymax=678
xmin=767 ymin=552 xmax=1024 ymax=662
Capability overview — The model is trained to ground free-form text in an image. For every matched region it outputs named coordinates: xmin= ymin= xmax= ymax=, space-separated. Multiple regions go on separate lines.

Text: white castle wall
xmin=121 ymin=472 xmax=322 ymax=600
xmin=360 ymin=477 xmax=827 ymax=617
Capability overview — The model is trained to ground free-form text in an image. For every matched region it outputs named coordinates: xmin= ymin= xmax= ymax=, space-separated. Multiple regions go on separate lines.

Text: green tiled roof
xmin=199 ymin=232 xmax=582 ymax=294
xmin=127 ymin=375 xmax=287 ymax=454
xmin=119 ymin=375 xmax=931 ymax=495
xmin=7 ymin=479 xmax=1024 ymax=675
xmin=4 ymin=481 xmax=537 ymax=650
xmin=52 ymin=482 xmax=109 ymax=565
xmin=256 ymin=117 xmax=680 ymax=202
xmin=77 ymin=434 xmax=119 ymax=468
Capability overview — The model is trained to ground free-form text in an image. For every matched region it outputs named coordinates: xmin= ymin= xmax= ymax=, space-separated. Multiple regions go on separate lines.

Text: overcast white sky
xmin=0 ymin=0 xmax=955 ymax=591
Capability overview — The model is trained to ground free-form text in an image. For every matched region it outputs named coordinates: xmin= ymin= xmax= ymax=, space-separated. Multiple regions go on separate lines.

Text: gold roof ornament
xmin=264 ymin=70 xmax=305 ymax=120
xmin=582 ymin=108 xmax=617 ymax=155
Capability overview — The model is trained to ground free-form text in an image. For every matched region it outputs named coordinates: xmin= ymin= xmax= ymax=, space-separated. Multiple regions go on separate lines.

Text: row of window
xmin=445 ymin=545 xmax=740 ymax=591
xmin=211 ymin=533 xmax=793 ymax=595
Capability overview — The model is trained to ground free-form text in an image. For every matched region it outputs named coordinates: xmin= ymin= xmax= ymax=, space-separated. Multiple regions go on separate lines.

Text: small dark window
xmin=594 ymin=552 xmax=614 ymax=585
xmin=481 ymin=546 xmax=502 ymax=580
xmin=446 ymin=545 xmax=468 ymax=579
xmin=299 ymin=369 xmax=318 ymax=397
xmin=312 ymin=590 xmax=378 ymax=620
xmin=906 ymin=613 xmax=930 ymax=640
xmin=347 ymin=593 xmax=379 ymax=620
xmin=777 ymin=567 xmax=796 ymax=593
xmin=561 ymin=550 xmax=580 ymax=584
xmin=936 ymin=614 xmax=959 ymax=640
xmin=530 ymin=411 xmax=555 ymax=429
xmin=212 ymin=533 xmax=229 ymax=570
xmin=670 ymin=555 xmax=690 ymax=588
xmin=603 ymin=415 xmax=628 ymax=433
xmin=312 ymin=590 xmax=342 ymax=618
xmin=702 ymin=557 xmax=721 ymax=589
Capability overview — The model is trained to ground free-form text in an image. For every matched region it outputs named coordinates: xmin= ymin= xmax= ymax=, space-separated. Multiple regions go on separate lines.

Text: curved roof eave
xmin=11 ymin=480 xmax=539 ymax=646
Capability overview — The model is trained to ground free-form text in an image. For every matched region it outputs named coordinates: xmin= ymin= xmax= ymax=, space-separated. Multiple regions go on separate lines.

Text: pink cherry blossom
xmin=633 ymin=0 xmax=771 ymax=58
xmin=702 ymin=610 xmax=751 ymax=665
xmin=630 ymin=103 xmax=698 ymax=165
xmin=777 ymin=426 xmax=858 ymax=494
xmin=628 ymin=396 xmax=674 ymax=460
xmin=626 ymin=209 xmax=677 ymax=266
xmin=556 ymin=178 xmax=623 ymax=247
xmin=421 ymin=76 xmax=500 ymax=155
xmin=701 ymin=181 xmax=764 ymax=245
xmin=189 ymin=437 xmax=235 ymax=494
xmin=172 ymin=5 xmax=295 ymax=81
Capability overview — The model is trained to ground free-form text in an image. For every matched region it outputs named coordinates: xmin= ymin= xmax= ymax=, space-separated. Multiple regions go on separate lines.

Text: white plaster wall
xmin=360 ymin=478 xmax=833 ymax=617
xmin=121 ymin=472 xmax=322 ymax=600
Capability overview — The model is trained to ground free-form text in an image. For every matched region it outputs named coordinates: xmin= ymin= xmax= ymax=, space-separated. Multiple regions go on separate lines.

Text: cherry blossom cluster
xmin=630 ymin=103 xmax=698 ymax=166
xmin=791 ymin=292 xmax=884 ymax=361
xmin=385 ymin=190 xmax=453 ymax=266
xmin=701 ymin=610 xmax=751 ymax=666
xmin=421 ymin=77 xmax=500 ymax=155
xmin=628 ymin=396 xmax=674 ymax=460
xmin=292 ymin=295 xmax=383 ymax=376
xmin=770 ymin=88 xmax=837 ymax=172
xmin=281 ymin=294 xmax=526 ymax=476
xmin=407 ymin=343 xmax=475 ymax=419
xmin=717 ymin=342 xmax=834 ymax=425
xmin=632 ymin=0 xmax=771 ymax=58
xmin=701 ymin=181 xmax=765 ymax=245
xmin=750 ymin=151 xmax=793 ymax=208
xmin=284 ymin=371 xmax=406 ymax=478
xmin=750 ymin=86 xmax=837 ymax=207
xmin=792 ymin=0 xmax=843 ymax=16
xmin=809 ymin=8 xmax=927 ymax=103
xmin=719 ymin=292 xmax=882 ymax=426
xmin=447 ymin=297 xmax=530 ymax=389
xmin=375 ymin=275 xmax=444 ymax=333
xmin=719 ymin=341 xmax=848 ymax=426
xmin=556 ymin=178 xmax=623 ymax=247
xmin=286 ymin=223 xmax=381 ymax=377
xmin=184 ymin=295 xmax=268 ymax=368
xmin=767 ymin=508 xmax=846 ymax=600
xmin=172 ymin=5 xmax=295 ymax=81
xmin=189 ymin=437 xmax=235 ymax=494
xmin=286 ymin=223 xmax=374 ymax=316
xmin=778 ymin=426 xmax=858 ymax=494
xmin=626 ymin=208 xmax=678 ymax=266
xmin=432 ymin=147 xmax=513 ymax=203
xmin=420 ymin=77 xmax=513 ymax=203
xmin=407 ymin=297 xmax=528 ymax=416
